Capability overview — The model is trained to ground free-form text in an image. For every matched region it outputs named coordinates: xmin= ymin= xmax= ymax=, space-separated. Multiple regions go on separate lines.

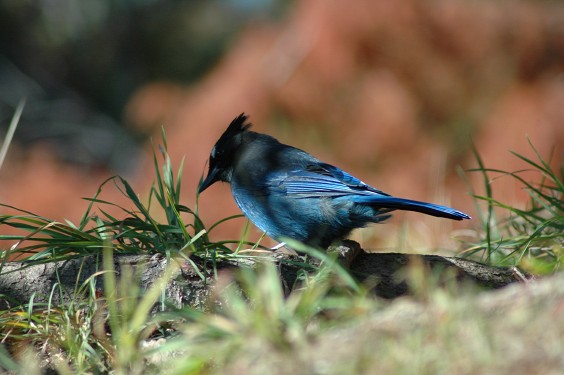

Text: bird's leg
xmin=234 ymin=234 xmax=287 ymax=255
xmin=271 ymin=242 xmax=287 ymax=250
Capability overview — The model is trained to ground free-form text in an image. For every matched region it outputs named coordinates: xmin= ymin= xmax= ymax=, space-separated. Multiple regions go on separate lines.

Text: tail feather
xmin=357 ymin=196 xmax=471 ymax=221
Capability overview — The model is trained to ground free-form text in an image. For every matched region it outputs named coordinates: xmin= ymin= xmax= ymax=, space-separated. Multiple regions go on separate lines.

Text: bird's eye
xmin=211 ymin=145 xmax=225 ymax=161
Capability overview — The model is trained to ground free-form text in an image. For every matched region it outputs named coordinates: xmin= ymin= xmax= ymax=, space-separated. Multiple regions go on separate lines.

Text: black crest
xmin=216 ymin=113 xmax=252 ymax=146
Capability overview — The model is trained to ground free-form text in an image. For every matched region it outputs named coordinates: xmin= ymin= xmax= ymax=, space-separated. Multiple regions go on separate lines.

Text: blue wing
xmin=272 ymin=162 xmax=390 ymax=198
xmin=269 ymin=162 xmax=470 ymax=221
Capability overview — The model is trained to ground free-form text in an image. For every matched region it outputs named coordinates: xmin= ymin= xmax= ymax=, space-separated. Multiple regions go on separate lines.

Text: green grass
xmin=0 ymin=99 xmax=24 ymax=171
xmin=463 ymin=140 xmax=563 ymax=273
xmin=1 ymin=116 xmax=562 ymax=374
xmin=0 ymin=128 xmax=267 ymax=269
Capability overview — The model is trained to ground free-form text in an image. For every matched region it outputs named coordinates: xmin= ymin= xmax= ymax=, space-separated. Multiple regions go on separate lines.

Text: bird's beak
xmin=198 ymin=167 xmax=219 ymax=194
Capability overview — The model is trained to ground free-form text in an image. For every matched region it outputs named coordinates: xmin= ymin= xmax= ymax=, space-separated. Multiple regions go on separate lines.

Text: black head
xmin=198 ymin=113 xmax=252 ymax=193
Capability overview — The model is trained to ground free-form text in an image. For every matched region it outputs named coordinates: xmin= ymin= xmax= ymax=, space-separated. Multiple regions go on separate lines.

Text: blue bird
xmin=199 ymin=114 xmax=471 ymax=248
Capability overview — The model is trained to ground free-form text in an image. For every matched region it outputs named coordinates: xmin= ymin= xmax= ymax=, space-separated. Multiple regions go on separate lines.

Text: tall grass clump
xmin=0 ymin=129 xmax=254 ymax=266
xmin=465 ymin=140 xmax=563 ymax=273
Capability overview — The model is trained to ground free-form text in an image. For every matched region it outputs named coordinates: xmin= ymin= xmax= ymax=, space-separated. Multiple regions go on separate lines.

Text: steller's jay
xmin=198 ymin=114 xmax=471 ymax=248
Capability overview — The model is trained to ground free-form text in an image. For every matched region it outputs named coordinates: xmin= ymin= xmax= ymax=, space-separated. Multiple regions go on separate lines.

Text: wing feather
xmin=271 ymin=162 xmax=390 ymax=198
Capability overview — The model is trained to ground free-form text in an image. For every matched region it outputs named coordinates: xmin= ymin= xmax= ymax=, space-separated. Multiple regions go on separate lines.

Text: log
xmin=0 ymin=241 xmax=531 ymax=309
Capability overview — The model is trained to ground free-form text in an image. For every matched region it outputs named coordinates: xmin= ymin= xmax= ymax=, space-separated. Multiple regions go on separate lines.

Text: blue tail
xmin=355 ymin=196 xmax=471 ymax=221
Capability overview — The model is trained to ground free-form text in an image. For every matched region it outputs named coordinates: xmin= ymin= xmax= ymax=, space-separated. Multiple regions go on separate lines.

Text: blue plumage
xmin=199 ymin=114 xmax=471 ymax=248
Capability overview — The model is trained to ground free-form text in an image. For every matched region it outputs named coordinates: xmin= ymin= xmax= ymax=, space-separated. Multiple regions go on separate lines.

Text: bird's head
xmin=198 ymin=113 xmax=252 ymax=193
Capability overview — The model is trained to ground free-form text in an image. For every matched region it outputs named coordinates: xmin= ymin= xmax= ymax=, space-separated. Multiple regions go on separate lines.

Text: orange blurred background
xmin=1 ymin=0 xmax=563 ymax=253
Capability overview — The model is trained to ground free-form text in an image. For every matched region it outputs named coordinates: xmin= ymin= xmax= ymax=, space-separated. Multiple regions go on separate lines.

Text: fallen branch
xmin=0 ymin=241 xmax=531 ymax=309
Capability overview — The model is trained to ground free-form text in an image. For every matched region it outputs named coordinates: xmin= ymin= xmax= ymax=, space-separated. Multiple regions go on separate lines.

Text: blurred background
xmin=0 ymin=0 xmax=563 ymax=252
